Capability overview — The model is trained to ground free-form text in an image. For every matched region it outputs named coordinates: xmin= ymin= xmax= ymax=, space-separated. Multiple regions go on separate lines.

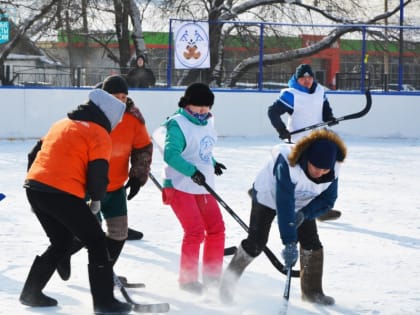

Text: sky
xmin=1 ymin=134 xmax=420 ymax=315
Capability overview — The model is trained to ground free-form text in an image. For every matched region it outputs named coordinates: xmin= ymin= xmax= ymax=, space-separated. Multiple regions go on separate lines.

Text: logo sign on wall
xmin=173 ymin=22 xmax=210 ymax=70
xmin=0 ymin=14 xmax=9 ymax=44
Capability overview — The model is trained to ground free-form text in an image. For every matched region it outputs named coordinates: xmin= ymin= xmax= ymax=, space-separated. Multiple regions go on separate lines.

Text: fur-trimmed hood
xmin=288 ymin=128 xmax=347 ymax=167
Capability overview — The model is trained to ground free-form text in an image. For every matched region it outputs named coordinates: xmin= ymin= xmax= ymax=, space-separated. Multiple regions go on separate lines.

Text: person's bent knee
xmin=106 ymin=216 xmax=128 ymax=240
xmin=241 ymin=239 xmax=263 ymax=258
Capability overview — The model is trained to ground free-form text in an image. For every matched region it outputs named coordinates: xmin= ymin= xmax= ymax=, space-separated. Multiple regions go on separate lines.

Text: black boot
xmin=56 ymin=256 xmax=71 ymax=281
xmin=317 ymin=209 xmax=341 ymax=222
xmin=106 ymin=237 xmax=125 ymax=266
xmin=88 ymin=263 xmax=132 ymax=314
xmin=300 ymin=248 xmax=335 ymax=305
xmin=56 ymin=237 xmax=85 ymax=281
xmin=19 ymin=255 xmax=57 ymax=307
xmin=219 ymin=244 xmax=254 ymax=304
xmin=126 ymin=227 xmax=143 ymax=241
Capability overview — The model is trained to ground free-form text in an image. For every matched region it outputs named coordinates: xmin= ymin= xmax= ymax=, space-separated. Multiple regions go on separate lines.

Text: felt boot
xmin=219 ymin=244 xmax=254 ymax=304
xmin=126 ymin=228 xmax=143 ymax=241
xmin=19 ymin=255 xmax=57 ymax=307
xmin=106 ymin=237 xmax=125 ymax=266
xmin=88 ymin=263 xmax=132 ymax=314
xmin=179 ymin=281 xmax=204 ymax=295
xmin=317 ymin=209 xmax=341 ymax=221
xmin=56 ymin=237 xmax=84 ymax=281
xmin=300 ymin=248 xmax=335 ymax=305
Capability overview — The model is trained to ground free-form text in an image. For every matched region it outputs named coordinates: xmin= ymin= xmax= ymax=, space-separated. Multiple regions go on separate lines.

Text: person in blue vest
xmin=268 ymin=63 xmax=341 ymax=221
xmin=219 ymin=128 xmax=347 ymax=306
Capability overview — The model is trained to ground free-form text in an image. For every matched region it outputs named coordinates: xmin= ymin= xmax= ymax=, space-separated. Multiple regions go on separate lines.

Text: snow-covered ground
xmin=1 ymin=135 xmax=420 ymax=315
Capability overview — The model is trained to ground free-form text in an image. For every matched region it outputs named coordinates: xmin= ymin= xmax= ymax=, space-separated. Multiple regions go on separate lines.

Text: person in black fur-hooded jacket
xmin=220 ymin=129 xmax=347 ymax=307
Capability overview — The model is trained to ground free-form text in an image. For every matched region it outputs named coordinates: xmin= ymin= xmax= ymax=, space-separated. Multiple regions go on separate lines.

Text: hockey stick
xmin=148 ymin=172 xmax=237 ymax=257
xmin=290 ymin=89 xmax=372 ymax=136
xmin=113 ymin=273 xmax=170 ymax=313
xmin=148 ymin=172 xmax=164 ymax=192
xmin=118 ymin=276 xmax=145 ymax=288
xmin=281 ymin=267 xmax=292 ymax=314
xmin=202 ymin=182 xmax=300 ymax=278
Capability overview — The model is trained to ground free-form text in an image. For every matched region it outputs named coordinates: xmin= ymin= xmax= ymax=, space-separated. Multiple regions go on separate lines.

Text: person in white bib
xmin=220 ymin=129 xmax=347 ymax=306
xmin=268 ymin=63 xmax=341 ymax=221
xmin=160 ymin=83 xmax=226 ymax=295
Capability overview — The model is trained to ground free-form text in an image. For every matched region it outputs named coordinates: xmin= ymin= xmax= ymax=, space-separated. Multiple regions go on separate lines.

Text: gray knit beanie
xmin=89 ymin=89 xmax=126 ymax=130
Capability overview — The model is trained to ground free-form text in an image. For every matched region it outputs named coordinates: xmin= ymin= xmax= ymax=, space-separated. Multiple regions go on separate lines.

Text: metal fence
xmin=3 ymin=21 xmax=420 ymax=92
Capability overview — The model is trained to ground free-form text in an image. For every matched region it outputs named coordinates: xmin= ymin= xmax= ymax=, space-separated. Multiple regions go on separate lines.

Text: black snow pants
xmin=26 ymin=189 xmax=109 ymax=267
xmin=241 ymin=199 xmax=322 ymax=258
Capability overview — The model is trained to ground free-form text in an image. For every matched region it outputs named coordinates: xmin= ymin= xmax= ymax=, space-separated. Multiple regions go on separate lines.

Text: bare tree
xmin=128 ymin=0 xmax=151 ymax=61
xmin=1 ymin=0 xmax=415 ymax=87
xmin=226 ymin=1 xmax=412 ymax=87
xmin=67 ymin=0 xmax=151 ymax=73
xmin=160 ymin=0 xmax=413 ymax=86
xmin=0 ymin=0 xmax=62 ymax=84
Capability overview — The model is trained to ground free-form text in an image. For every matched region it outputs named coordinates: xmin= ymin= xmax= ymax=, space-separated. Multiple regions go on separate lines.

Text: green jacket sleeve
xmin=163 ymin=119 xmax=197 ymax=176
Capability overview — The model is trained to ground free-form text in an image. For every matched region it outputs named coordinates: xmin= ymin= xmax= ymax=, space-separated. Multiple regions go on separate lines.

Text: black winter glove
xmin=27 ymin=139 xmax=43 ymax=171
xmin=278 ymin=128 xmax=291 ymax=141
xmin=214 ymin=162 xmax=226 ymax=176
xmin=191 ymin=170 xmax=206 ymax=186
xmin=125 ymin=177 xmax=141 ymax=200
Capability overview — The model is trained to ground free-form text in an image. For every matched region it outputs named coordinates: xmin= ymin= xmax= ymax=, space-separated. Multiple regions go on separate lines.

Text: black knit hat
xmin=295 ymin=64 xmax=314 ymax=78
xmin=307 ymin=139 xmax=338 ymax=169
xmin=102 ymin=75 xmax=128 ymax=95
xmin=136 ymin=55 xmax=146 ymax=63
xmin=178 ymin=83 xmax=214 ymax=108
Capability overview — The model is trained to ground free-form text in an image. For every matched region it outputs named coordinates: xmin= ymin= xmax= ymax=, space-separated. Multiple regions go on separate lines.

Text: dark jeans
xmin=242 ymin=200 xmax=322 ymax=257
xmin=26 ymin=189 xmax=109 ymax=266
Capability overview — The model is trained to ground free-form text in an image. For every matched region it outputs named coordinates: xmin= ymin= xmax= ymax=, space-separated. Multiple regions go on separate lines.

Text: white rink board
xmin=0 ymin=87 xmax=419 ymax=139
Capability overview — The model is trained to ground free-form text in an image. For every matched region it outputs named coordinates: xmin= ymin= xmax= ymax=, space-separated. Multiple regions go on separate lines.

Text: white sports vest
xmin=253 ymin=144 xmax=339 ymax=211
xmin=164 ymin=114 xmax=217 ymax=194
xmin=286 ymin=85 xmax=325 ymax=142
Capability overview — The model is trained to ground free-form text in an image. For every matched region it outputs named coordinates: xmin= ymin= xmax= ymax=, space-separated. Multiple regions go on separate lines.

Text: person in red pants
xmin=158 ymin=83 xmax=226 ymax=295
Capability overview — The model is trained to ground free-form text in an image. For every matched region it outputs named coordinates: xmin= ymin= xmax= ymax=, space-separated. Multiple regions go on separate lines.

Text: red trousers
xmin=164 ymin=188 xmax=225 ymax=284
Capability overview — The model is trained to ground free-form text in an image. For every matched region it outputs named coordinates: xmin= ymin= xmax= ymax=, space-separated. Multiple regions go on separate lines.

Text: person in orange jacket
xmin=99 ymin=75 xmax=153 ymax=242
xmin=20 ymin=88 xmax=132 ymax=314
xmin=56 ymin=75 xmax=153 ymax=282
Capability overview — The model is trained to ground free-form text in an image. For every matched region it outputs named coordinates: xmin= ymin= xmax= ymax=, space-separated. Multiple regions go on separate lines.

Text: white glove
xmin=89 ymin=200 xmax=101 ymax=214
